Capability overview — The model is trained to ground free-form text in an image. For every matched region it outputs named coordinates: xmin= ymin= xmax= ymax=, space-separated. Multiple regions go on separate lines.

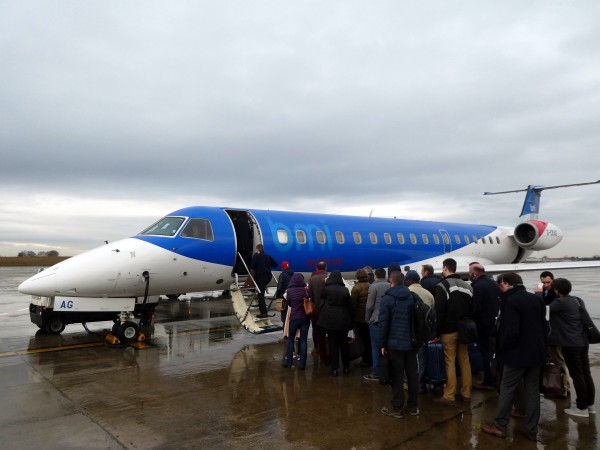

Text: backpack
xmin=411 ymin=292 xmax=436 ymax=348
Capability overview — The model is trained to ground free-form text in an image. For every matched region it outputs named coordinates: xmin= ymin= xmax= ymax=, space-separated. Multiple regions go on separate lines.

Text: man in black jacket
xmin=469 ymin=263 xmax=500 ymax=390
xmin=433 ymin=258 xmax=474 ymax=406
xmin=482 ymin=272 xmax=549 ymax=442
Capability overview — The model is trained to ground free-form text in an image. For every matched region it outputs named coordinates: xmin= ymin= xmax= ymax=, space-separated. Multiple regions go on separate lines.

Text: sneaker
xmin=564 ymin=407 xmax=589 ymax=418
xmin=381 ymin=406 xmax=404 ymax=419
xmin=403 ymin=406 xmax=419 ymax=416
xmin=589 ymin=405 xmax=596 ymax=414
xmin=363 ymin=373 xmax=379 ymax=381
xmin=433 ymin=396 xmax=456 ymax=406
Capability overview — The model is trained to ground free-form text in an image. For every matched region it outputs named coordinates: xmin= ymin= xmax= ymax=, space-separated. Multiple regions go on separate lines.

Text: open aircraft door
xmin=439 ymin=229 xmax=452 ymax=254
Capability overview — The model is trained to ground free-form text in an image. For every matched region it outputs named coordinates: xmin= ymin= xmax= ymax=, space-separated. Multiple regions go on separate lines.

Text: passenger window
xmin=473 ymin=235 xmax=478 ymax=243
xmin=454 ymin=235 xmax=461 ymax=244
xmin=369 ymin=232 xmax=378 ymax=244
xmin=464 ymin=235 xmax=470 ymax=244
xmin=180 ymin=218 xmax=214 ymax=241
xmin=353 ymin=232 xmax=362 ymax=244
xmin=496 ymin=236 xmax=501 ymax=244
xmin=433 ymin=235 xmax=440 ymax=245
xmin=316 ymin=231 xmax=326 ymax=244
xmin=296 ymin=230 xmax=307 ymax=244
xmin=140 ymin=216 xmax=185 ymax=237
xmin=422 ymin=234 xmax=429 ymax=244
xmin=488 ymin=236 xmax=493 ymax=244
xmin=481 ymin=237 xmax=486 ymax=244
xmin=335 ymin=231 xmax=345 ymax=244
xmin=397 ymin=233 xmax=405 ymax=244
xmin=443 ymin=234 xmax=450 ymax=245
xmin=384 ymin=233 xmax=392 ymax=244
xmin=277 ymin=230 xmax=289 ymax=245
xmin=409 ymin=233 xmax=417 ymax=244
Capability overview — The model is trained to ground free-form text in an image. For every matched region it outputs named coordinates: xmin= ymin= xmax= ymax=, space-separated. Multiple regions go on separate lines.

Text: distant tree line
xmin=18 ymin=250 xmax=60 ymax=257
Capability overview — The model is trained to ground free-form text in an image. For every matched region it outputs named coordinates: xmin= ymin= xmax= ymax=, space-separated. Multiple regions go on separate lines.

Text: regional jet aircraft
xmin=19 ymin=181 xmax=600 ymax=341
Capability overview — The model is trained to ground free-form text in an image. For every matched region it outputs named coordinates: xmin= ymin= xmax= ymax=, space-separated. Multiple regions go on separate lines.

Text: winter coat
xmin=472 ymin=275 xmax=500 ymax=338
xmin=351 ymin=278 xmax=370 ymax=324
xmin=275 ymin=268 xmax=294 ymax=298
xmin=378 ymin=284 xmax=414 ymax=351
xmin=434 ymin=274 xmax=474 ymax=335
xmin=286 ymin=273 xmax=309 ymax=321
xmin=308 ymin=270 xmax=328 ymax=313
xmin=366 ymin=279 xmax=389 ymax=324
xmin=549 ymin=295 xmax=586 ymax=348
xmin=317 ymin=271 xmax=352 ymax=331
xmin=497 ymin=284 xmax=549 ymax=368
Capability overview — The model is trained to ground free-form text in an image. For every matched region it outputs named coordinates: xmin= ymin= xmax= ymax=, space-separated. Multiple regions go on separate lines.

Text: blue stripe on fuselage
xmin=132 ymin=206 xmax=498 ymax=273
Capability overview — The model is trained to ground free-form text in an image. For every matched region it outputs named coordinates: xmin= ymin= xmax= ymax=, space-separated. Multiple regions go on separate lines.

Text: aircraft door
xmin=439 ymin=229 xmax=452 ymax=254
xmin=225 ymin=210 xmax=262 ymax=275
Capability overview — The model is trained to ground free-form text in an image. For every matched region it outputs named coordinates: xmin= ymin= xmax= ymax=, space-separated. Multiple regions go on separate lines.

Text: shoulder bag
xmin=574 ymin=297 xmax=600 ymax=344
xmin=540 ymin=362 xmax=565 ymax=397
xmin=379 ymin=352 xmax=392 ymax=385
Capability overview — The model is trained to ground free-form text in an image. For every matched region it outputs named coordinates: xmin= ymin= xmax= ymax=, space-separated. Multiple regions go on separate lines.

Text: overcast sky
xmin=1 ymin=1 xmax=599 ymax=258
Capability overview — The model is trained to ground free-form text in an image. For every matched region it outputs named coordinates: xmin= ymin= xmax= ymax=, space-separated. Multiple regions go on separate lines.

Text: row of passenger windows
xmin=278 ymin=230 xmax=501 ymax=246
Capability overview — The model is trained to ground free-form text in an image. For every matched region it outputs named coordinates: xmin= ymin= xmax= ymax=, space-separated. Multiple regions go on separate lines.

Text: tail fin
xmin=484 ymin=180 xmax=600 ymax=220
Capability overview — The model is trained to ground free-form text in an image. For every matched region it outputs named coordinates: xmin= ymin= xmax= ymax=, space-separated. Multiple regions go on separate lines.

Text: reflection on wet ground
xmin=2 ymin=267 xmax=600 ymax=448
xmin=1 ymin=296 xmax=599 ymax=449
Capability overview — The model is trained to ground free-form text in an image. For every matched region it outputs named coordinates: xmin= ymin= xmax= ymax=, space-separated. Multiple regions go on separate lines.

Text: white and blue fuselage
xmin=18 ymin=206 xmax=563 ymax=299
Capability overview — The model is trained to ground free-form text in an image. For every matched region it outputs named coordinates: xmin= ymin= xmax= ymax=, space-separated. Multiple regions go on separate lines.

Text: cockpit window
xmin=180 ymin=219 xmax=214 ymax=241
xmin=139 ymin=217 xmax=186 ymax=236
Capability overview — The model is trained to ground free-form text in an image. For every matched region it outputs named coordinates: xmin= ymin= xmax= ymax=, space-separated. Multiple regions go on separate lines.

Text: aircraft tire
xmin=45 ymin=316 xmax=66 ymax=334
xmin=117 ymin=321 xmax=139 ymax=344
xmin=111 ymin=321 xmax=120 ymax=336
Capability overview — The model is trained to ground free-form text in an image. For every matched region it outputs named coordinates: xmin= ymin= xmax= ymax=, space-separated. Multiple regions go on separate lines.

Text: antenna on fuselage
xmin=484 ymin=180 xmax=600 ymax=220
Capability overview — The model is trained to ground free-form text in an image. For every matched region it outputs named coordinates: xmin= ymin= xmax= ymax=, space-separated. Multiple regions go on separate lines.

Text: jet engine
xmin=513 ymin=220 xmax=563 ymax=251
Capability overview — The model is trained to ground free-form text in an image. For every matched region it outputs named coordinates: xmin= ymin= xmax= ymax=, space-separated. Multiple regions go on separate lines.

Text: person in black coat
xmin=317 ymin=270 xmax=352 ymax=376
xmin=482 ymin=272 xmax=549 ymax=442
xmin=469 ymin=263 xmax=500 ymax=390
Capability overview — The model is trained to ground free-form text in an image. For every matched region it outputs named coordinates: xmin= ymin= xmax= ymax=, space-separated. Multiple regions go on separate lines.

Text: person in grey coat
xmin=550 ymin=278 xmax=596 ymax=418
xmin=364 ymin=267 xmax=389 ymax=380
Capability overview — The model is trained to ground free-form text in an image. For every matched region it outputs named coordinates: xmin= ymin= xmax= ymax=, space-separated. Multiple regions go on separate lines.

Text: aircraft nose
xmin=18 ymin=271 xmax=56 ymax=296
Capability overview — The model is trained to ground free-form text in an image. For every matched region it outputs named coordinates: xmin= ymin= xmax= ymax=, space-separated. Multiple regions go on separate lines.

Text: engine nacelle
xmin=513 ymin=220 xmax=563 ymax=251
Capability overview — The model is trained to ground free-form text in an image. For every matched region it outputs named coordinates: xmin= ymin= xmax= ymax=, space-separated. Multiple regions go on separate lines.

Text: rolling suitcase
xmin=468 ymin=343 xmax=484 ymax=374
xmin=426 ymin=341 xmax=446 ymax=384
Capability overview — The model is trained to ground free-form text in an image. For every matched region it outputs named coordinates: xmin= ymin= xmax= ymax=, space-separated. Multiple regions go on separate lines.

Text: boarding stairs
xmin=229 ymin=253 xmax=282 ymax=334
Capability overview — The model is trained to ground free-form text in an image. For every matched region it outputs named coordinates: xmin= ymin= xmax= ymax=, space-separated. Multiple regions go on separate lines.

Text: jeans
xmin=285 ymin=317 xmax=310 ymax=368
xmin=418 ymin=345 xmax=428 ymax=388
xmin=369 ymin=323 xmax=381 ymax=376
xmin=441 ymin=332 xmax=472 ymax=401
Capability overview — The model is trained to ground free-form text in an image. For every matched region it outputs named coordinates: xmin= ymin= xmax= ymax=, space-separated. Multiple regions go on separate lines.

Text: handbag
xmin=275 ymin=298 xmax=284 ymax=312
xmin=303 ymin=297 xmax=315 ymax=316
xmin=540 ymin=362 xmax=565 ymax=397
xmin=574 ymin=297 xmax=600 ymax=344
xmin=347 ymin=335 xmax=364 ymax=361
xmin=379 ymin=353 xmax=392 ymax=385
xmin=458 ymin=317 xmax=478 ymax=344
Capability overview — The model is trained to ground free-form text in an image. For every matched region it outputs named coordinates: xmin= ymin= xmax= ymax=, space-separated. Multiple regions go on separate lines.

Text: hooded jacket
xmin=317 ymin=270 xmax=352 ymax=331
xmin=286 ymin=272 xmax=309 ymax=321
xmin=378 ymin=284 xmax=414 ymax=351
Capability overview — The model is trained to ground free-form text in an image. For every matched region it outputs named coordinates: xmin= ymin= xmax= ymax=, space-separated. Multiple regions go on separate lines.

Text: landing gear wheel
xmin=112 ymin=321 xmax=120 ymax=335
xmin=117 ymin=321 xmax=139 ymax=344
xmin=45 ymin=316 xmax=66 ymax=334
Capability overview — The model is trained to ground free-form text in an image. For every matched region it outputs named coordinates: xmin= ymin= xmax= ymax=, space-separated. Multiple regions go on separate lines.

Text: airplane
xmin=18 ymin=180 xmax=600 ymax=341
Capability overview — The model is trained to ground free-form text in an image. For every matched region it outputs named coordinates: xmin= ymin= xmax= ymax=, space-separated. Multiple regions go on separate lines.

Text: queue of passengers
xmin=277 ymin=258 xmax=596 ymax=442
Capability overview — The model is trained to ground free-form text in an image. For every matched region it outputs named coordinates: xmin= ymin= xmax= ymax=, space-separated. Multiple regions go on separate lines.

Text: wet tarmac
xmin=2 ymin=267 xmax=600 ymax=449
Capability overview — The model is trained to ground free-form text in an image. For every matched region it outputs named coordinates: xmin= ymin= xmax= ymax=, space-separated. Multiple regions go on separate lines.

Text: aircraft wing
xmin=482 ymin=260 xmax=600 ymax=275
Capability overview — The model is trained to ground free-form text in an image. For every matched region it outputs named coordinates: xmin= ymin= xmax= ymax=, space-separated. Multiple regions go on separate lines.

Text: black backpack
xmin=411 ymin=292 xmax=436 ymax=348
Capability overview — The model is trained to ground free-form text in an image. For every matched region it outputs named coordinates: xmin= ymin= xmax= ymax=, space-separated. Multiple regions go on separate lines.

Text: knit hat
xmin=405 ymin=270 xmax=421 ymax=282
xmin=281 ymin=261 xmax=290 ymax=270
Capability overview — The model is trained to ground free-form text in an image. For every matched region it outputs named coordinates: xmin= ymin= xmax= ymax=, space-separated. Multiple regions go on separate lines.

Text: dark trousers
xmin=329 ymin=329 xmax=349 ymax=371
xmin=563 ymin=345 xmax=595 ymax=410
xmin=478 ymin=336 xmax=495 ymax=386
xmin=495 ymin=364 xmax=542 ymax=436
xmin=355 ymin=322 xmax=372 ymax=365
xmin=255 ymin=273 xmax=271 ymax=314
xmin=388 ymin=348 xmax=418 ymax=411
xmin=314 ymin=322 xmax=330 ymax=364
